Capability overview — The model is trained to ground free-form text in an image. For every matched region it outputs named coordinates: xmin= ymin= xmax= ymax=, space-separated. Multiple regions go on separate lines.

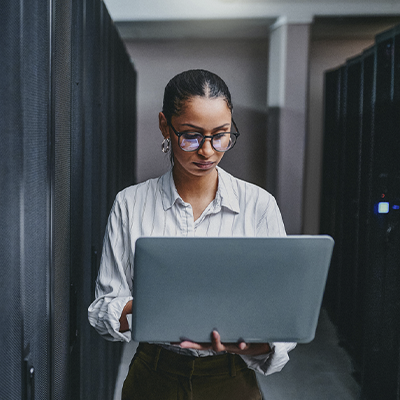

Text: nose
xmin=197 ymin=137 xmax=214 ymax=157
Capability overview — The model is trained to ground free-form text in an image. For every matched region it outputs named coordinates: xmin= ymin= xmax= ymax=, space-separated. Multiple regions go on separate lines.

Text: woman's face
xmin=159 ymin=96 xmax=232 ymax=181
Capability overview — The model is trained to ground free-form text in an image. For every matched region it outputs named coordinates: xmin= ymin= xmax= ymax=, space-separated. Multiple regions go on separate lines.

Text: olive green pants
xmin=121 ymin=343 xmax=262 ymax=400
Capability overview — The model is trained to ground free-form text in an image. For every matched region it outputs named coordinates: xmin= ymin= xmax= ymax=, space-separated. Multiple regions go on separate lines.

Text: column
xmin=267 ymin=21 xmax=310 ymax=234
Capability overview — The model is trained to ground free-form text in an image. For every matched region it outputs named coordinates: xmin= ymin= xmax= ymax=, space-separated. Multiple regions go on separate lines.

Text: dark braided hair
xmin=162 ymin=69 xmax=233 ymax=122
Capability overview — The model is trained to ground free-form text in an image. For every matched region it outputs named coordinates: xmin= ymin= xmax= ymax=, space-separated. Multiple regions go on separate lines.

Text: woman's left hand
xmin=179 ymin=330 xmax=271 ymax=356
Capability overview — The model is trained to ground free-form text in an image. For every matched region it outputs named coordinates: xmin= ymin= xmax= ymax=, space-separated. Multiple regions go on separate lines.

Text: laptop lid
xmin=132 ymin=235 xmax=334 ymax=344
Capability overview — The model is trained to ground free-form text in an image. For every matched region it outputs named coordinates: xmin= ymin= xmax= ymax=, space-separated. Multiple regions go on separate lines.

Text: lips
xmin=193 ymin=161 xmax=215 ymax=170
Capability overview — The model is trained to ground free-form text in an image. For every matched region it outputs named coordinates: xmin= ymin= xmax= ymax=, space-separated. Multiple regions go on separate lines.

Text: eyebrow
xmin=180 ymin=123 xmax=230 ymax=131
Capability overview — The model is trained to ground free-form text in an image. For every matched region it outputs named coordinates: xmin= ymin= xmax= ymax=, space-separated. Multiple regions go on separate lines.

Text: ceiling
xmin=116 ymin=16 xmax=400 ymax=41
xmin=116 ymin=18 xmax=276 ymax=40
xmin=105 ymin=0 xmax=400 ymax=24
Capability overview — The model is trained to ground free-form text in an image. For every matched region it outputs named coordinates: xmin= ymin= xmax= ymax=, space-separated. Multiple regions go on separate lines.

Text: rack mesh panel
xmin=338 ymin=57 xmax=363 ymax=360
xmin=21 ymin=0 xmax=52 ymax=398
xmin=0 ymin=0 xmax=51 ymax=399
xmin=52 ymin=1 xmax=72 ymax=398
xmin=0 ymin=3 xmax=24 ymax=398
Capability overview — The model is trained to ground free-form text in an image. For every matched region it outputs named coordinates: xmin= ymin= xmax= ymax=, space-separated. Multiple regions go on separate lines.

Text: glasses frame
xmin=168 ymin=119 xmax=240 ymax=153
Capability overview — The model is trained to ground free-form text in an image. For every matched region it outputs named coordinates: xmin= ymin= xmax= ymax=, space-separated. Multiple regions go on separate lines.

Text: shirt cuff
xmin=105 ymin=296 xmax=133 ymax=342
xmin=127 ymin=314 xmax=132 ymax=331
xmin=239 ymin=342 xmax=296 ymax=376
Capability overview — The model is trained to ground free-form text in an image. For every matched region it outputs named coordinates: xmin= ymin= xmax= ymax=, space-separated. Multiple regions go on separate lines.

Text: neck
xmin=172 ymin=167 xmax=219 ymax=204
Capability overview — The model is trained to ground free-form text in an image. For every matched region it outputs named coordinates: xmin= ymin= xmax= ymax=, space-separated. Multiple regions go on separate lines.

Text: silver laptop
xmin=132 ymin=236 xmax=334 ymax=344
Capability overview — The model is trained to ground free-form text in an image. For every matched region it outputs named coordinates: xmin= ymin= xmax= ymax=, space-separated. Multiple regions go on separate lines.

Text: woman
xmin=88 ymin=69 xmax=296 ymax=399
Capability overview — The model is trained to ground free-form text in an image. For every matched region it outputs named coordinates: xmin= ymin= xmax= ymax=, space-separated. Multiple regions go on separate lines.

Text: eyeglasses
xmin=168 ymin=119 xmax=240 ymax=152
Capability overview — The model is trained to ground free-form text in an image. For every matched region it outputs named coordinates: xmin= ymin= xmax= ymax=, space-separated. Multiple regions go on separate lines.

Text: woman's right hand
xmin=119 ymin=300 xmax=133 ymax=332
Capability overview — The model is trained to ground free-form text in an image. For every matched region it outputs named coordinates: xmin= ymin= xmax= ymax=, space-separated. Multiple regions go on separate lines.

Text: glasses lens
xmin=180 ymin=133 xmax=203 ymax=151
xmin=178 ymin=132 xmax=236 ymax=152
xmin=212 ymin=133 xmax=234 ymax=151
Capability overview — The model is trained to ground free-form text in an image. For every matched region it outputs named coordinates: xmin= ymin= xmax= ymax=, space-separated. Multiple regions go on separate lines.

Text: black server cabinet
xmin=52 ymin=1 xmax=73 ymax=398
xmin=320 ymin=66 xmax=345 ymax=322
xmin=321 ymin=23 xmax=400 ymax=400
xmin=0 ymin=0 xmax=136 ymax=399
xmin=322 ymin=57 xmax=365 ymax=365
xmin=337 ymin=56 xmax=364 ymax=364
xmin=69 ymin=1 xmax=136 ymax=399
xmin=0 ymin=1 xmax=52 ymax=399
xmin=324 ymin=51 xmax=373 ymax=372
xmin=361 ymin=27 xmax=400 ymax=400
xmin=395 ymin=28 xmax=400 ymax=398
xmin=357 ymin=46 xmax=376 ymax=380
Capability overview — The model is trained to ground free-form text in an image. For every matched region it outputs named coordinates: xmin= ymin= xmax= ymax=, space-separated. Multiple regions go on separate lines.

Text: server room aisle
xmin=113 ymin=309 xmax=360 ymax=400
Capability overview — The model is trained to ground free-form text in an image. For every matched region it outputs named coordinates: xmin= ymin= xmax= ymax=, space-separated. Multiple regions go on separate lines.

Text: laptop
xmin=132 ymin=235 xmax=334 ymax=344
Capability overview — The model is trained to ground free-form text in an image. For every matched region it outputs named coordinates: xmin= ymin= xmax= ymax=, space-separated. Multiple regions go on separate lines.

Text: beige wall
xmin=303 ymin=38 xmax=374 ymax=233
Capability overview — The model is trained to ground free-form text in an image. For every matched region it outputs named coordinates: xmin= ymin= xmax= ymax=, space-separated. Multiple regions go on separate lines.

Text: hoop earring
xmin=161 ymin=138 xmax=170 ymax=153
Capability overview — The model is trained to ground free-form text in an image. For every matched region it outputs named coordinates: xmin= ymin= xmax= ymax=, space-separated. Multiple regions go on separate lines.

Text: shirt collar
xmin=160 ymin=166 xmax=240 ymax=214
xmin=160 ymin=169 xmax=180 ymax=211
xmin=215 ymin=167 xmax=240 ymax=214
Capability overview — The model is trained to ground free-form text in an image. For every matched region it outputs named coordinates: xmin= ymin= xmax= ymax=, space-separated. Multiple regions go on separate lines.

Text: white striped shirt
xmin=88 ymin=167 xmax=296 ymax=375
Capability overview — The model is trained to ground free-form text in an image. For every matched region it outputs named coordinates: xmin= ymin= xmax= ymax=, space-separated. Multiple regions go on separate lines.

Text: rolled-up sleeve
xmin=88 ymin=192 xmax=133 ymax=342
xmin=240 ymin=342 xmax=297 ymax=375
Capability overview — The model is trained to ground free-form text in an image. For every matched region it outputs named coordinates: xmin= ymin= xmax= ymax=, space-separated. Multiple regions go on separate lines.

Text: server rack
xmin=321 ymin=24 xmax=400 ymax=399
xmin=361 ymin=26 xmax=400 ymax=400
xmin=356 ymin=45 xmax=376 ymax=379
xmin=1 ymin=2 xmax=52 ymax=398
xmin=320 ymin=66 xmax=342 ymax=331
xmin=0 ymin=0 xmax=136 ymax=399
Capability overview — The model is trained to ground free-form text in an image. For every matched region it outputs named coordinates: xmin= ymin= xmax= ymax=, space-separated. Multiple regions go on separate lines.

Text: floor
xmin=113 ymin=309 xmax=361 ymax=400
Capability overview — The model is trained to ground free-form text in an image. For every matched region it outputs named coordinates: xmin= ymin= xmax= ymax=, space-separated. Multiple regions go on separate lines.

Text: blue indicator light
xmin=378 ymin=202 xmax=390 ymax=214
xmin=393 ymin=205 xmax=400 ymax=210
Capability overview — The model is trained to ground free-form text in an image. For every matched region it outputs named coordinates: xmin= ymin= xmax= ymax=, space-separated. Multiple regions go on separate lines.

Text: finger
xmin=211 ymin=330 xmax=225 ymax=353
xmin=219 ymin=339 xmax=249 ymax=354
xmin=237 ymin=341 xmax=248 ymax=351
xmin=179 ymin=341 xmax=212 ymax=350
xmin=222 ymin=342 xmax=248 ymax=354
